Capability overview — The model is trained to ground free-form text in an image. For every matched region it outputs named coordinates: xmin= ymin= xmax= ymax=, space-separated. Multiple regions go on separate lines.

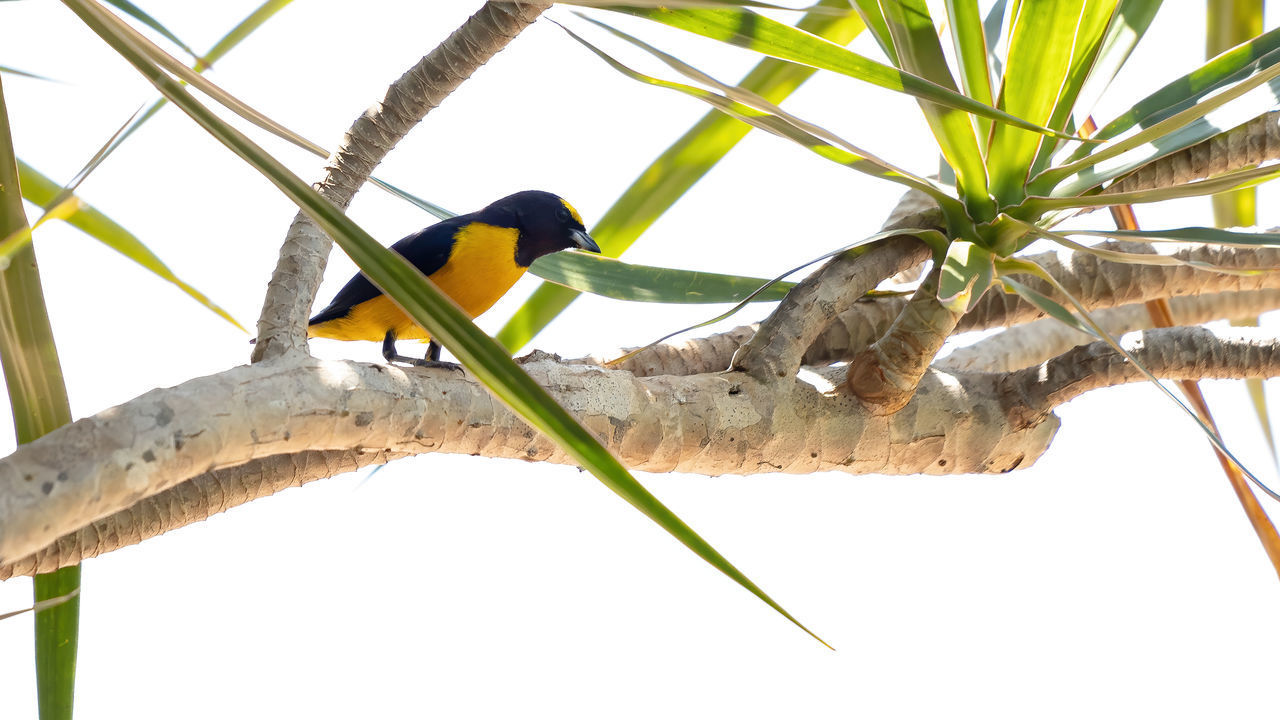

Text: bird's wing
xmin=308 ymin=220 xmax=464 ymax=325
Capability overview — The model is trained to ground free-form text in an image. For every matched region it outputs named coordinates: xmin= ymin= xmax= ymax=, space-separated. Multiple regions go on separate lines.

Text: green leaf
xmin=1024 ymin=0 xmax=1126 ymax=176
xmin=496 ymin=2 xmax=863 ymax=352
xmin=607 ymin=6 xmax=1080 ymax=139
xmin=88 ymin=0 xmax=465 ymax=230
xmin=1028 ymin=162 xmax=1280 ymax=211
xmin=12 ymin=160 xmax=244 ymax=331
xmin=103 ymin=0 xmax=202 ymax=59
xmin=612 ymin=228 xmax=944 ymax=365
xmin=881 ymin=0 xmax=994 ymax=220
xmin=1069 ymin=0 xmax=1163 ymax=124
xmin=1084 ymin=17 xmax=1280 ymax=146
xmin=998 ymin=274 xmax=1095 ymax=336
xmin=1065 ymin=225 xmax=1280 ymax=247
xmin=849 ymin=0 xmax=896 ymax=62
xmin=944 ymin=0 xmax=995 ymax=115
xmin=65 ymin=0 xmax=830 ymax=648
xmin=0 ymin=73 xmax=79 ymax=720
xmin=567 ymin=16 xmax=952 ymax=199
xmin=987 ymin=0 xmax=1115 ymax=204
xmin=567 ymin=0 xmax=851 ymax=12
xmin=982 ymin=0 xmax=1010 ymax=82
xmin=202 ymin=0 xmax=295 ymax=68
xmin=937 ymin=240 xmax=994 ymax=313
xmin=1036 ymin=46 xmax=1280 ymax=196
xmin=0 ymin=65 xmax=58 ymax=82
xmin=34 ymin=566 xmax=80 ymax=720
xmin=1002 ymin=215 xmax=1275 ymax=275
xmin=530 ymin=251 xmax=796 ymax=303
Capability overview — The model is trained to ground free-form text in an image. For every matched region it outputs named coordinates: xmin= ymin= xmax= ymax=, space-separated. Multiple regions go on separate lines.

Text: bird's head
xmin=484 ymin=190 xmax=600 ymax=267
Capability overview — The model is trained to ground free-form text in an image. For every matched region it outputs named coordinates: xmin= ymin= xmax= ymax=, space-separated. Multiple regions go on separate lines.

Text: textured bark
xmin=1106 ymin=112 xmax=1280 ymax=195
xmin=593 ymin=279 xmax=1280 ymax=381
xmin=731 ymin=190 xmax=939 ymax=381
xmin=0 ymin=449 xmax=406 ymax=579
xmin=959 ymin=243 xmax=1280 ymax=331
xmin=845 ymin=262 xmax=963 ymax=414
xmin=0 ymin=353 xmax=1062 ymax=567
xmin=251 ymin=1 xmax=552 ymax=363
xmin=940 ymin=289 xmax=1280 ymax=373
xmin=1003 ymin=327 xmax=1280 ymax=428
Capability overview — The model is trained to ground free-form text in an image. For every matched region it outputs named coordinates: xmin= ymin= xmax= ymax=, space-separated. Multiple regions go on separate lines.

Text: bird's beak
xmin=570 ymin=228 xmax=601 ymax=254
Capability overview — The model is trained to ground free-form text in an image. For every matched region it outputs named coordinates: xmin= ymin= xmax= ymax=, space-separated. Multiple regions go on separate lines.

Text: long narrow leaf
xmin=987 ymin=0 xmax=1113 ymax=204
xmin=64 ymin=0 xmax=830 ymax=648
xmin=609 ymin=227 xmax=945 ymax=365
xmin=530 ymin=251 xmax=797 ymax=303
xmin=569 ymin=16 xmax=954 ymax=200
xmin=606 ymin=5 xmax=1081 ymax=139
xmin=497 ymin=1 xmax=865 ymax=352
xmin=1028 ymin=161 xmax=1280 ymax=210
xmin=1066 ymin=225 xmax=1280 ymax=247
xmin=14 ymin=160 xmax=244 ymax=330
xmin=881 ymin=0 xmax=994 ymax=220
xmin=849 ymin=0 xmax=897 ymax=62
xmin=0 ymin=75 xmax=79 ymax=720
xmin=0 ymin=66 xmax=58 ymax=82
xmin=0 ymin=587 xmax=80 ymax=623
xmin=1079 ymin=21 xmax=1280 ymax=147
xmin=1037 ymin=48 xmax=1280 ymax=195
xmin=99 ymin=0 xmax=295 ymax=157
xmin=103 ymin=0 xmax=201 ymax=59
xmin=1024 ymin=1 xmax=1123 ymax=177
xmin=1069 ymin=0 xmax=1163 ymax=127
xmin=945 ymin=0 xmax=995 ymax=114
xmin=1004 ymin=215 xmax=1277 ymax=275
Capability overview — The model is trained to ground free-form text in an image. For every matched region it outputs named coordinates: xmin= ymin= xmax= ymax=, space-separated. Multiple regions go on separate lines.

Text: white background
xmin=2 ymin=1 xmax=1280 ymax=717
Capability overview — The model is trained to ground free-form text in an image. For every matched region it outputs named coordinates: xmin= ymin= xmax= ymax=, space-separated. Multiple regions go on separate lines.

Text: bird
xmin=308 ymin=190 xmax=600 ymax=366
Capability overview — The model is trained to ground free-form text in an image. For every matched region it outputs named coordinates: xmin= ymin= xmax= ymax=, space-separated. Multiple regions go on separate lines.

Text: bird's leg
xmin=382 ymin=331 xmax=460 ymax=371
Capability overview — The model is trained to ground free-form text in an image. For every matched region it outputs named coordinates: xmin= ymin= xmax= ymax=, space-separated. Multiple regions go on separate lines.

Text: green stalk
xmin=0 ymin=76 xmax=79 ymax=720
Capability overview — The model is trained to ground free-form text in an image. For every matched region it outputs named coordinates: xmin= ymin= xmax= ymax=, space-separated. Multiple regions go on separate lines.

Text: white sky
xmin=2 ymin=1 xmax=1280 ymax=717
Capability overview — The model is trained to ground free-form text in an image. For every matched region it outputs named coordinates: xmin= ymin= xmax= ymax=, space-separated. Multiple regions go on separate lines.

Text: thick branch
xmin=731 ymin=190 xmax=937 ymax=381
xmin=845 ymin=262 xmax=962 ymax=414
xmin=1003 ymin=327 xmax=1280 ymax=427
xmin=941 ymin=289 xmax=1280 ymax=373
xmin=961 ymin=243 xmax=1280 ymax=331
xmin=251 ymin=1 xmax=551 ymax=362
xmin=0 ymin=354 xmax=1060 ymax=566
xmin=1106 ymin=111 xmax=1280 ymax=196
xmin=0 ymin=449 xmax=407 ymax=579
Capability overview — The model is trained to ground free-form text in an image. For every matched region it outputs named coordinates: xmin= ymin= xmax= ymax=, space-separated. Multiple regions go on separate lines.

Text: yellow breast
xmin=308 ymin=222 xmax=526 ymax=344
xmin=428 ymin=222 xmax=527 ymax=318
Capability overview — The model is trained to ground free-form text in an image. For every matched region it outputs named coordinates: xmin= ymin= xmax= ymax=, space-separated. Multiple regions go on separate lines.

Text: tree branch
xmin=1003 ymin=327 xmax=1280 ymax=427
xmin=1106 ymin=111 xmax=1280 ymax=196
xmin=251 ymin=1 xmax=552 ymax=362
xmin=0 ymin=448 xmax=406 ymax=579
xmin=0 ymin=354 xmax=1062 ymax=567
xmin=941 ymin=289 xmax=1280 ymax=373
xmin=730 ymin=189 xmax=937 ymax=381
xmin=845 ymin=261 xmax=962 ymax=413
xmin=961 ymin=243 xmax=1280 ymax=330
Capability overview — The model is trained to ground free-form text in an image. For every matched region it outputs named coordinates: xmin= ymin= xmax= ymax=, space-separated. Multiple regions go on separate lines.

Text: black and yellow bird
xmin=308 ymin=190 xmax=599 ymax=365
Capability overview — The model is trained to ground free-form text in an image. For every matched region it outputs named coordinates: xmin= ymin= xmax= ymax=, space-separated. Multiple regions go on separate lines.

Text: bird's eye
xmin=556 ymin=208 xmax=571 ymax=223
